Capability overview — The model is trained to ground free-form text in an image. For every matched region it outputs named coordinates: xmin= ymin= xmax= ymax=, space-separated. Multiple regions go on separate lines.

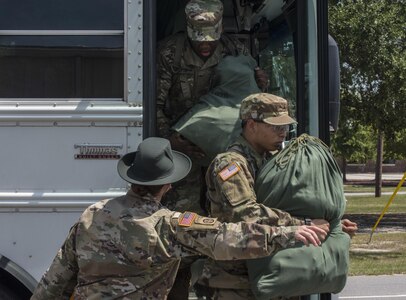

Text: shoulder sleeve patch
xmin=178 ymin=212 xmax=197 ymax=227
xmin=218 ymin=162 xmax=240 ymax=181
xmin=194 ymin=216 xmax=217 ymax=226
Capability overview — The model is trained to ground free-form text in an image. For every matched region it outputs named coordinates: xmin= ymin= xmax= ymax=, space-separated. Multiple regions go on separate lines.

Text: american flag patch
xmin=219 ymin=162 xmax=240 ymax=181
xmin=178 ymin=212 xmax=197 ymax=227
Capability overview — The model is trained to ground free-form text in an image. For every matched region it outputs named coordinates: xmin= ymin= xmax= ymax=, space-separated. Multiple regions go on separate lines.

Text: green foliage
xmin=385 ymin=129 xmax=406 ymax=159
xmin=331 ymin=116 xmax=375 ymax=163
xmin=329 ymin=0 xmax=406 ymax=159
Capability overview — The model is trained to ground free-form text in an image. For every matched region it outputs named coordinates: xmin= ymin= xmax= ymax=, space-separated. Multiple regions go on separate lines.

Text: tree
xmin=329 ymin=0 xmax=406 ymax=196
xmin=331 ymin=118 xmax=375 ymax=181
xmin=385 ymin=129 xmax=406 ymax=160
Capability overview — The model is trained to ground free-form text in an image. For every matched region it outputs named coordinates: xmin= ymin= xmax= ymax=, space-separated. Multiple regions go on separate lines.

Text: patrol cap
xmin=185 ymin=0 xmax=223 ymax=41
xmin=240 ymin=93 xmax=297 ymax=125
xmin=117 ymin=137 xmax=191 ymax=186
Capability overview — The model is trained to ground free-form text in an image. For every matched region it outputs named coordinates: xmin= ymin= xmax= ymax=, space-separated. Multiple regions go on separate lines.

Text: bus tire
xmin=0 ymin=282 xmax=23 ymax=300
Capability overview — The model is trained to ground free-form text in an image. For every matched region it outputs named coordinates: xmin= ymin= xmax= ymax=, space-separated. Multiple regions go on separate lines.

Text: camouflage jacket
xmin=156 ymin=32 xmax=248 ymax=138
xmin=31 ymin=189 xmax=297 ymax=300
xmin=200 ymin=135 xmax=303 ymax=292
xmin=206 ymin=135 xmax=302 ymax=226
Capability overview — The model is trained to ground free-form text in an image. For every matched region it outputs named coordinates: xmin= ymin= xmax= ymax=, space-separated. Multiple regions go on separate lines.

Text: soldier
xmin=157 ymin=0 xmax=268 ymax=214
xmin=157 ymin=1 xmax=269 ymax=296
xmin=200 ymin=93 xmax=357 ymax=299
xmin=30 ymin=137 xmax=329 ymax=300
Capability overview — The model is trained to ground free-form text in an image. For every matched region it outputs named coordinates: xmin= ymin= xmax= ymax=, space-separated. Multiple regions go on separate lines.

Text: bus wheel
xmin=0 ymin=282 xmax=23 ymax=300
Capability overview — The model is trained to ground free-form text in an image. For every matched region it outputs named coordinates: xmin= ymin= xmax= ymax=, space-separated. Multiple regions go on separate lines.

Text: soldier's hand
xmin=294 ymin=224 xmax=330 ymax=247
xmin=169 ymin=132 xmax=206 ymax=159
xmin=310 ymin=219 xmax=330 ymax=233
xmin=254 ymin=67 xmax=269 ymax=92
xmin=341 ymin=218 xmax=358 ymax=238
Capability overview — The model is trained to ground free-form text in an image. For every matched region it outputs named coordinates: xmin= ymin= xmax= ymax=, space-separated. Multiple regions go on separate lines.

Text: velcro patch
xmin=178 ymin=212 xmax=197 ymax=227
xmin=194 ymin=217 xmax=217 ymax=226
xmin=172 ymin=212 xmax=181 ymax=219
xmin=219 ymin=162 xmax=240 ymax=181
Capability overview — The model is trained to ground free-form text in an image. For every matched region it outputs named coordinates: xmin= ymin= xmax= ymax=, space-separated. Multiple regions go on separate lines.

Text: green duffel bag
xmin=172 ymin=55 xmax=260 ymax=166
xmin=247 ymin=134 xmax=350 ymax=299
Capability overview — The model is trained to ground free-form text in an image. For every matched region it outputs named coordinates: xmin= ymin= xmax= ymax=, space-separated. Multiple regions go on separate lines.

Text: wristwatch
xmin=304 ymin=218 xmax=312 ymax=225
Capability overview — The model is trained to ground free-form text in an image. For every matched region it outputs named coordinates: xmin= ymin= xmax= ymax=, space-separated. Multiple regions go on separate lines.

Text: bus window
xmin=0 ymin=0 xmax=124 ymax=99
xmin=259 ymin=20 xmax=297 ymax=120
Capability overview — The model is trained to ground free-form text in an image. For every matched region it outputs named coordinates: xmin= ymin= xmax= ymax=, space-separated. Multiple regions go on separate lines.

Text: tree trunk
xmin=375 ymin=131 xmax=384 ymax=197
xmin=342 ymin=157 xmax=347 ymax=182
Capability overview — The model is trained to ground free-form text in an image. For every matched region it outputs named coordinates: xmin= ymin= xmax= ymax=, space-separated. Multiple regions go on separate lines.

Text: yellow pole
xmin=368 ymin=172 xmax=406 ymax=243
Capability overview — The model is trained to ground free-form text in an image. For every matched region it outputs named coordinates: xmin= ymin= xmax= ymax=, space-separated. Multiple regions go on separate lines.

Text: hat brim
xmin=263 ymin=114 xmax=297 ymax=126
xmin=117 ymin=150 xmax=192 ymax=186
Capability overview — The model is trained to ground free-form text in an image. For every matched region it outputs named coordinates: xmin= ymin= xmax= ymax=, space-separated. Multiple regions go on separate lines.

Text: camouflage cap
xmin=185 ymin=0 xmax=223 ymax=41
xmin=240 ymin=93 xmax=297 ymax=125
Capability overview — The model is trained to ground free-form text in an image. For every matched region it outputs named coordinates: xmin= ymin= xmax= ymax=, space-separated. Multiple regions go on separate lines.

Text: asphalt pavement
xmin=346 ymin=173 xmax=405 ymax=181
xmin=345 ymin=173 xmax=406 ymax=196
xmin=338 ymin=275 xmax=406 ymax=299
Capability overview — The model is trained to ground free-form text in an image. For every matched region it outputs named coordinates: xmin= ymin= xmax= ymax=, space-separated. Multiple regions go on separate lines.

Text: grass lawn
xmin=344 ymin=185 xmax=405 ymax=193
xmin=344 ymin=194 xmax=406 ymax=214
xmin=345 ymin=188 xmax=406 ymax=275
xmin=349 ymin=232 xmax=406 ymax=275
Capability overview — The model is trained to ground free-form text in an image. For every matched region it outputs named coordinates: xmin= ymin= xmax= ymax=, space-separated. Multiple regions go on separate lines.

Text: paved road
xmin=189 ymin=275 xmax=406 ymax=299
xmin=346 ymin=173 xmax=405 ymax=181
xmin=345 ymin=191 xmax=406 ymax=197
xmin=345 ymin=172 xmax=405 ymax=197
xmin=338 ymin=275 xmax=406 ymax=299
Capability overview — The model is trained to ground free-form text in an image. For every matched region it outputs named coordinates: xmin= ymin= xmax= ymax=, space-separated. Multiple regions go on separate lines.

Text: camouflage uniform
xmin=200 ymin=94 xmax=301 ymax=300
xmin=157 ymin=1 xmax=248 ymax=215
xmin=31 ymin=189 xmax=299 ymax=300
xmin=156 ymin=1 xmax=250 ymax=297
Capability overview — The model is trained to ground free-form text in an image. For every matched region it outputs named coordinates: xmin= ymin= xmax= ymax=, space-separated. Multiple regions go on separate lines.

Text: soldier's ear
xmin=245 ymin=119 xmax=257 ymax=133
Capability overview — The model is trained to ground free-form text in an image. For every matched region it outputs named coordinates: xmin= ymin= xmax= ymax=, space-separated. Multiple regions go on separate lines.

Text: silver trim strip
xmin=0 ymin=104 xmax=142 ymax=122
xmin=0 ymin=114 xmax=142 ymax=122
xmin=0 ymin=191 xmax=126 ymax=208
xmin=0 ymin=30 xmax=123 ymax=36
xmin=0 ymin=98 xmax=123 ymax=101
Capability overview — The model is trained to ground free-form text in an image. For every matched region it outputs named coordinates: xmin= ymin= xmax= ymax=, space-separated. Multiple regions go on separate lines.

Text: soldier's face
xmin=251 ymin=121 xmax=288 ymax=153
xmin=190 ymin=40 xmax=220 ymax=59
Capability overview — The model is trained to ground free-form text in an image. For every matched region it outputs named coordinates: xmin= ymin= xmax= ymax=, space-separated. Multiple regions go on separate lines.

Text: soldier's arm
xmin=31 ymin=224 xmax=79 ymax=300
xmin=170 ymin=212 xmax=327 ymax=260
xmin=156 ymin=45 xmax=174 ymax=138
xmin=206 ymin=155 xmax=302 ymax=226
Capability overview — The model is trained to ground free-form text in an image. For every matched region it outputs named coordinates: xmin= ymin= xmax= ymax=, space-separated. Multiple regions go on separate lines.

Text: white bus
xmin=0 ymin=0 xmax=339 ymax=299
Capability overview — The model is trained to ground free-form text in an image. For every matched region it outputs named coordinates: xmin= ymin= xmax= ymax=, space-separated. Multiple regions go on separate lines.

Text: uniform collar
xmin=230 ymin=135 xmax=266 ymax=170
xmin=126 ymin=188 xmax=163 ymax=212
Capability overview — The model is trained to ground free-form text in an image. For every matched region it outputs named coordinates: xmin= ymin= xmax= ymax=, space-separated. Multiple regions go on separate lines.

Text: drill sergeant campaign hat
xmin=117 ymin=137 xmax=192 ymax=186
xmin=240 ymin=93 xmax=297 ymax=125
xmin=185 ymin=0 xmax=223 ymax=41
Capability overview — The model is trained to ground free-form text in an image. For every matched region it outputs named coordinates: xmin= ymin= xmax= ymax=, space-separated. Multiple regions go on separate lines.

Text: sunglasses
xmin=270 ymin=124 xmax=290 ymax=133
xmin=253 ymin=120 xmax=290 ymax=133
